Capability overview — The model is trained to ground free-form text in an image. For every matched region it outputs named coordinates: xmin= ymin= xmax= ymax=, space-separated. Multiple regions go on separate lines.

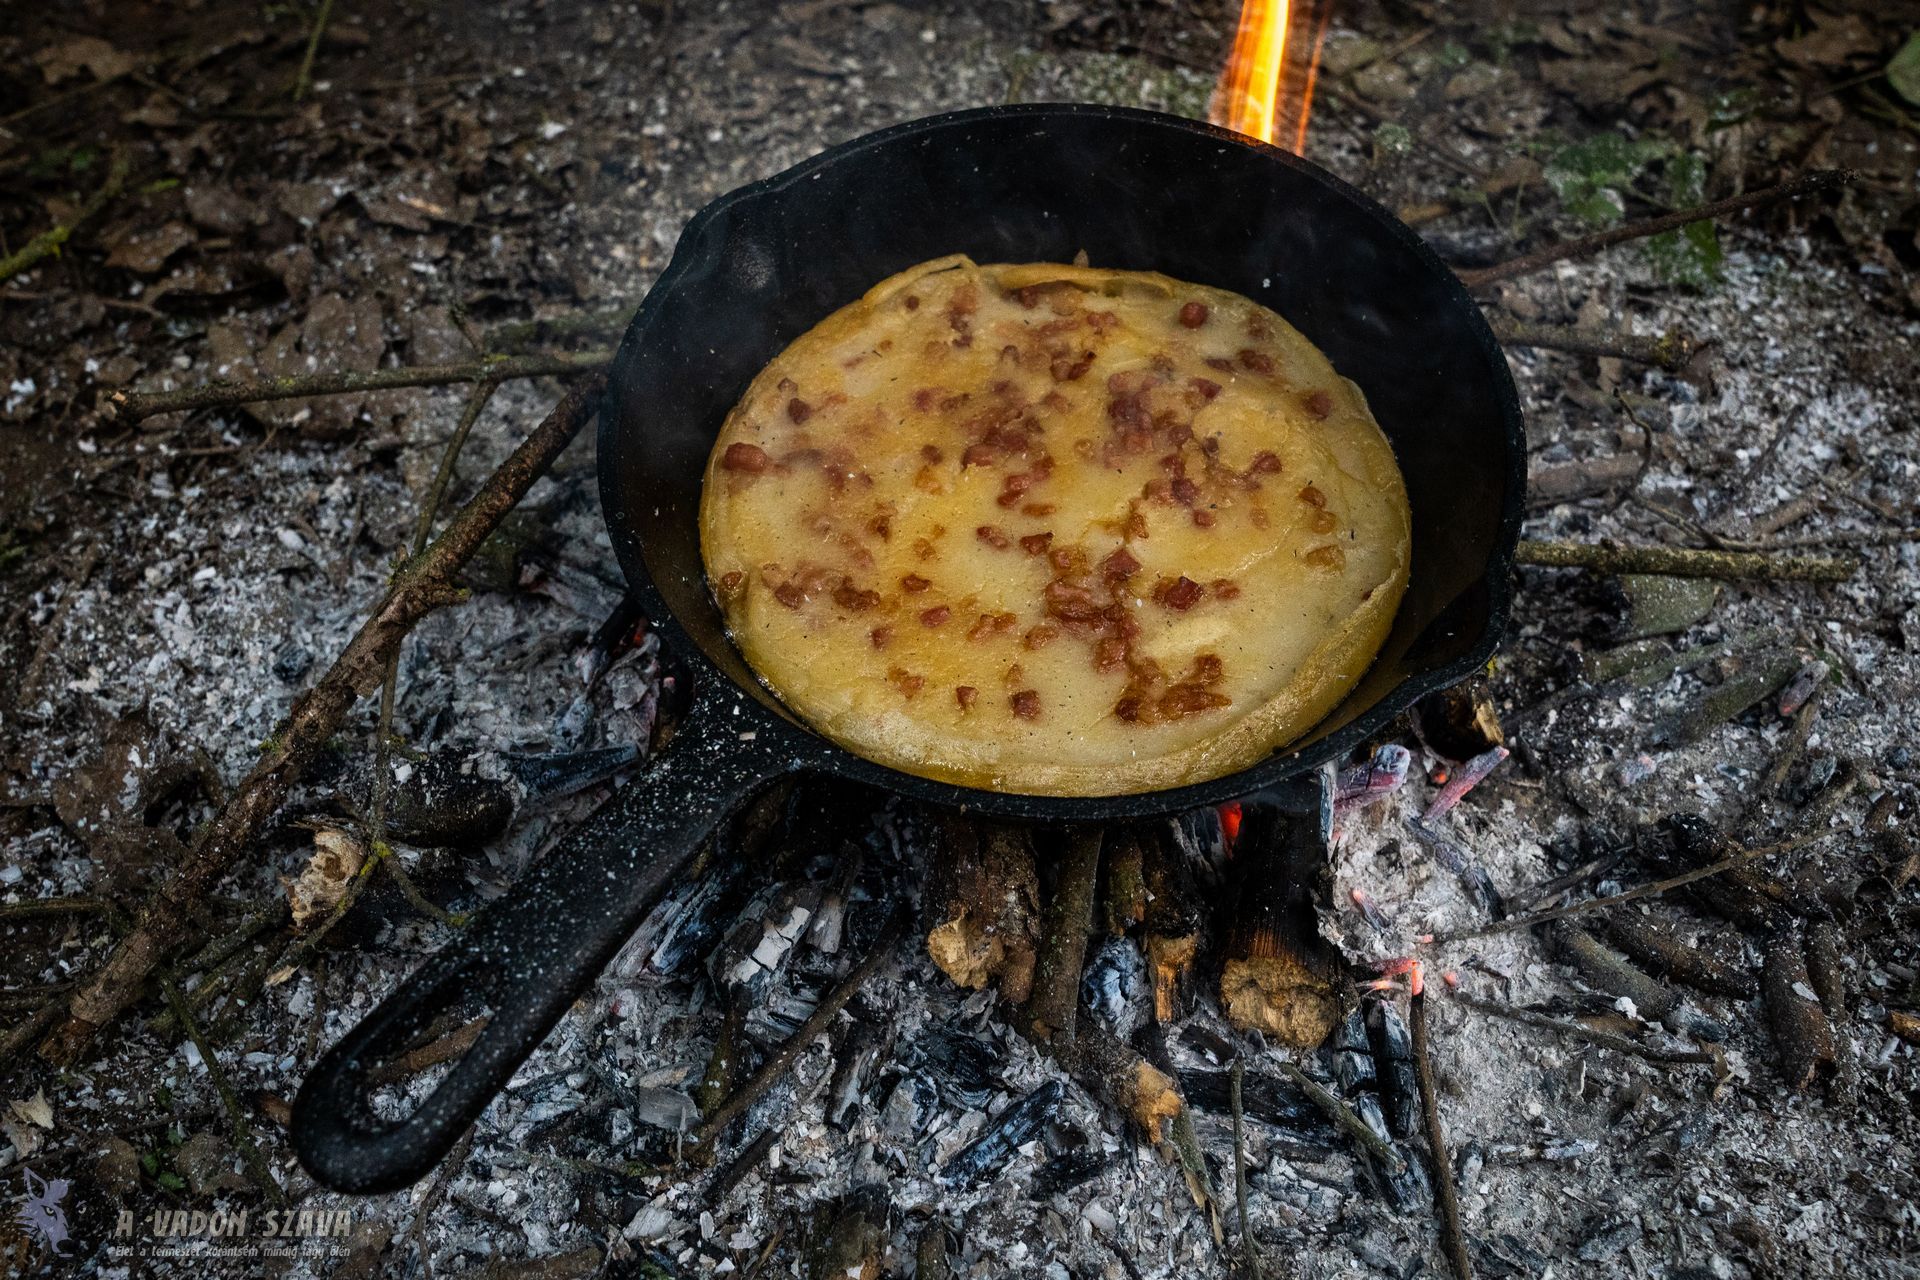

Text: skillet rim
xmin=600 ymin=101 xmax=1526 ymax=819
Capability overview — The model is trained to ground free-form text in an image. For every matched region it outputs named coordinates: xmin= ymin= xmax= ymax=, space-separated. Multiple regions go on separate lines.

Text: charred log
xmin=1218 ymin=803 xmax=1341 ymax=1050
xmin=924 ymin=816 xmax=1041 ymax=1004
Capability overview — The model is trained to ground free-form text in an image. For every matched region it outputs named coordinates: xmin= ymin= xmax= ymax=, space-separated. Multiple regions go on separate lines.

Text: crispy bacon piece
xmin=773 ymin=582 xmax=806 ymax=609
xmin=968 ymin=611 xmax=1016 ymax=641
xmin=1101 ymin=547 xmax=1140 ymax=582
xmin=1311 ymin=509 xmax=1338 ymax=533
xmin=1010 ymin=689 xmax=1042 ymax=719
xmin=722 ymin=442 xmax=773 ymax=473
xmin=1303 ymin=544 xmax=1346 ymax=569
xmin=717 ymin=570 xmax=744 ymax=598
xmin=1020 ymin=532 xmax=1054 ymax=555
xmin=1179 ymin=301 xmax=1209 ymax=328
xmin=1093 ymin=636 xmax=1128 ymax=673
xmin=1051 ymin=350 xmax=1096 ymax=382
xmin=1192 ymin=510 xmax=1216 ymax=528
xmin=1209 ymin=578 xmax=1242 ymax=600
xmin=956 ymin=685 xmax=979 ymax=710
xmin=1189 ymin=376 xmax=1221 ymax=402
xmin=833 ymin=582 xmax=881 ymax=612
xmin=1302 ymin=389 xmax=1333 ymax=419
xmin=1298 ymin=483 xmax=1327 ymax=508
xmin=787 ymin=397 xmax=813 ymax=424
xmin=1155 ymin=576 xmax=1204 ymax=611
xmin=976 ymin=525 xmax=1011 ymax=550
xmin=1159 ymin=684 xmax=1231 ymax=718
xmin=919 ymin=605 xmax=952 ymax=627
xmin=889 ymin=667 xmax=925 ymax=697
xmin=1023 ymin=624 xmax=1058 ymax=650
xmin=921 ymin=442 xmax=945 ymax=463
xmin=1250 ymin=451 xmax=1283 ymax=474
xmin=1237 ymin=348 xmax=1275 ymax=375
xmin=901 ymin=573 xmax=932 ymax=593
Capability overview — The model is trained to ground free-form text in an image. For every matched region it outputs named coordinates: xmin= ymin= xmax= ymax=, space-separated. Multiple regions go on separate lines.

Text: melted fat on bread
xmin=699 ymin=255 xmax=1411 ymax=797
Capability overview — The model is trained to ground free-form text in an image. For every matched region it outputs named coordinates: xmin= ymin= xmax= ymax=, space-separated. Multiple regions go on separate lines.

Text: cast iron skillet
xmin=293 ymin=102 xmax=1525 ymax=1192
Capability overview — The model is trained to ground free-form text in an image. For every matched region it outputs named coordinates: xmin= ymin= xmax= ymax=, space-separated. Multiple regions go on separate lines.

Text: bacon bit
xmin=918 ymin=605 xmax=952 ymax=627
xmin=999 ymin=344 xmax=1022 ymax=364
xmin=901 ymin=573 xmax=932 ymax=593
xmin=1051 ymin=350 xmax=1096 ymax=382
xmin=997 ymin=472 xmax=1035 ymax=506
xmin=1250 ymin=507 xmax=1271 ymax=530
xmin=773 ymin=582 xmax=806 ymax=609
xmin=904 ymin=295 xmax=920 ymax=310
xmin=1086 ymin=310 xmax=1119 ymax=333
xmin=912 ymin=537 xmax=938 ymax=560
xmin=975 ymin=525 xmax=1011 ymax=550
xmin=913 ymin=467 xmax=944 ymax=494
xmin=1101 ymin=547 xmax=1140 ymax=581
xmin=1179 ymin=301 xmax=1210 ymax=328
xmin=1237 ymin=348 xmax=1275 ymax=375
xmin=1045 ymin=579 xmax=1104 ymax=624
xmin=1010 ymin=689 xmax=1042 ymax=719
xmin=786 ymin=397 xmax=813 ymax=424
xmin=1014 ymin=284 xmax=1045 ymax=309
xmin=866 ymin=513 xmax=892 ymax=540
xmin=962 ymin=442 xmax=998 ymax=468
xmin=833 ymin=582 xmax=881 ymax=612
xmin=1020 ymin=532 xmax=1054 ymax=555
xmin=968 ymin=611 xmax=1016 ymax=641
xmin=921 ymin=443 xmax=945 ymax=463
xmin=1049 ymin=546 xmax=1088 ymax=576
xmin=1022 ymin=502 xmax=1056 ymax=517
xmin=1189 ymin=653 xmax=1224 ymax=683
xmin=1302 ymin=389 xmax=1333 ymax=419
xmin=888 ymin=667 xmax=925 ymax=698
xmin=1023 ymin=624 xmax=1058 ymax=650
xmin=1188 ymin=376 xmax=1222 ymax=403
xmin=1125 ymin=507 xmax=1150 ymax=539
xmin=722 ymin=442 xmax=773 ymax=473
xmin=1113 ymin=696 xmax=1143 ymax=722
xmin=869 ymin=625 xmax=892 ymax=649
xmin=1170 ymin=476 xmax=1200 ymax=506
xmin=1303 ymin=544 xmax=1346 ymax=570
xmin=1297 ymin=483 xmax=1327 ymax=507
xmin=1093 ymin=636 xmax=1128 ymax=672
xmin=1204 ymin=356 xmax=1234 ymax=372
xmin=1155 ymin=576 xmax=1204 ymax=611
xmin=1159 ymin=684 xmax=1231 ymax=718
xmin=1192 ymin=509 xmax=1216 ymax=528
xmin=1004 ymin=663 xmax=1026 ymax=685
xmin=1208 ymin=577 xmax=1242 ymax=600
xmin=1311 ymin=508 xmax=1338 ymax=533
xmin=955 ymin=685 xmax=979 ymax=710
xmin=1250 ymin=451 xmax=1283 ymax=474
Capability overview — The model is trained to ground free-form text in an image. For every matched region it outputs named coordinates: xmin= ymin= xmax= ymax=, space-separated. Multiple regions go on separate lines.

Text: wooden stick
xmin=1457 ymin=169 xmax=1852 ymax=288
xmin=291 ymin=0 xmax=337 ymax=101
xmin=36 ymin=373 xmax=606 ymax=1067
xmin=0 ymin=150 xmax=130 ymax=285
xmin=1515 ymin=538 xmax=1855 ymax=583
xmin=1274 ymin=1061 xmax=1406 ymax=1174
xmin=100 ymin=351 xmax=609 ymax=424
xmin=1020 ymin=830 xmax=1102 ymax=1046
xmin=1491 ymin=319 xmax=1695 ymax=372
xmin=1429 ymin=826 xmax=1826 ymax=944
xmin=1448 ymin=992 xmax=1714 ymax=1064
xmin=1409 ymin=990 xmax=1473 ymax=1280
xmin=159 ymin=972 xmax=284 ymax=1204
xmin=690 ymin=915 xmax=904 ymax=1147
xmin=1230 ymin=1060 xmax=1264 ymax=1279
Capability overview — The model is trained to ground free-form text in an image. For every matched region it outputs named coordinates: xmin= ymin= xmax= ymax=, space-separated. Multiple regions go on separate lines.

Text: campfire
xmin=1 ymin=0 xmax=1912 ymax=1276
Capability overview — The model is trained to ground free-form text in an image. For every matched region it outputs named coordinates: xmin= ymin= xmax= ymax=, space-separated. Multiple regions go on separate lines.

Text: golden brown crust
xmin=700 ymin=256 xmax=1411 ymax=797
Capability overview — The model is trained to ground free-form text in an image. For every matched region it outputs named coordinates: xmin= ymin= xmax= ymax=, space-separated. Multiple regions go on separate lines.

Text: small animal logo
xmin=14 ymin=1167 xmax=72 ymax=1258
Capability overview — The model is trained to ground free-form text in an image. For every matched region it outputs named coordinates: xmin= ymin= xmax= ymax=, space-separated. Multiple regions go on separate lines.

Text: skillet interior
xmin=602 ymin=103 xmax=1524 ymax=819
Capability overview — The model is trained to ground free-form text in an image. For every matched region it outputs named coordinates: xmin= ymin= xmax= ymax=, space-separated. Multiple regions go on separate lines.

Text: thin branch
xmin=1514 ymin=538 xmax=1855 ymax=583
xmin=1409 ymin=991 xmax=1473 ymax=1280
xmin=159 ymin=971 xmax=285 ymax=1203
xmin=100 ymin=351 xmax=609 ymax=424
xmin=0 ymin=897 xmax=111 ymax=923
xmin=1490 ymin=318 xmax=1695 ymax=372
xmin=1448 ymin=992 xmax=1715 ymax=1065
xmin=37 ymin=372 xmax=606 ymax=1068
xmin=0 ymin=150 xmax=130 ymax=285
xmin=1274 ymin=1061 xmax=1406 ymax=1174
xmin=292 ymin=0 xmax=337 ymax=102
xmin=690 ymin=914 xmax=905 ymax=1148
xmin=1429 ymin=826 xmax=1828 ymax=945
xmin=1229 ymin=1059 xmax=1263 ymax=1279
xmin=1457 ymin=169 xmax=1853 ymax=289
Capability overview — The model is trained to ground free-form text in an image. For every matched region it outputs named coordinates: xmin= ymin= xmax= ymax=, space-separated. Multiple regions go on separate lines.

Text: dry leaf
xmin=9 ymin=1089 xmax=54 ymax=1130
xmin=35 ymin=35 xmax=140 ymax=85
xmin=104 ymin=222 xmax=197 ymax=275
xmin=284 ymin=828 xmax=366 ymax=928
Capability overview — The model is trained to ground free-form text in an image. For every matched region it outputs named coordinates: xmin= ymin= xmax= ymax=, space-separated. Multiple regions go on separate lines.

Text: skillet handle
xmin=291 ymin=686 xmax=798 ymax=1193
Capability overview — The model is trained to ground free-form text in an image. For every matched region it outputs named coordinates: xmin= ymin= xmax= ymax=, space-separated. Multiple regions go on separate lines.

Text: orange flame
xmin=1210 ymin=0 xmax=1332 ymax=155
xmin=1218 ymin=801 xmax=1243 ymax=847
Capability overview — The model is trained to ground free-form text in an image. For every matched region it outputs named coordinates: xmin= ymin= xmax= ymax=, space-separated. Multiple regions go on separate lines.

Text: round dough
xmin=700 ymin=256 xmax=1410 ymax=797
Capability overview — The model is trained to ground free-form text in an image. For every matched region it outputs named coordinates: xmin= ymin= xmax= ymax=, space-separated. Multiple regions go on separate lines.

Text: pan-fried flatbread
xmin=699 ymin=255 xmax=1410 ymax=797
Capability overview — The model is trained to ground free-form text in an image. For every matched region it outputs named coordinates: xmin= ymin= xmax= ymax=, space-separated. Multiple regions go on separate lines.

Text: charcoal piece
xmin=1351 ymin=1092 xmax=1427 ymax=1213
xmin=1366 ymin=1001 xmax=1420 ymax=1141
xmin=1763 ymin=930 xmax=1837 ymax=1090
xmin=937 ymin=1080 xmax=1063 ymax=1189
xmin=1028 ymin=1147 xmax=1110 ymax=1200
xmin=1175 ymin=1068 xmax=1338 ymax=1146
xmin=1600 ymin=910 xmax=1755 ymax=998
xmin=503 ymin=744 xmax=638 ymax=800
xmin=826 ymin=1017 xmax=887 ymax=1130
xmin=1550 ymin=922 xmax=1678 ymax=1021
xmin=1639 ymin=815 xmax=1793 ymax=934
xmin=1650 ymin=649 xmax=1801 ymax=747
xmin=310 ymin=748 xmax=515 ymax=846
xmin=271 ymin=639 xmax=313 ymax=684
xmin=902 ymin=1026 xmax=1000 ymax=1112
xmin=1329 ymin=1006 xmax=1377 ymax=1094
xmin=1081 ymin=937 xmax=1148 ymax=1038
xmin=1414 ymin=675 xmax=1505 ymax=761
xmin=710 ymin=881 xmax=822 ymax=1001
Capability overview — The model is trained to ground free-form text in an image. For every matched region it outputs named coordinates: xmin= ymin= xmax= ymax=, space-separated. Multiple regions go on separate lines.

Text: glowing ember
xmin=1218 ymin=800 xmax=1243 ymax=846
xmin=1210 ymin=0 xmax=1330 ymax=153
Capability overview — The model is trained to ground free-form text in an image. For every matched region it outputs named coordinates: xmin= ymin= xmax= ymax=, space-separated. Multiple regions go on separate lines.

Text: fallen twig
xmin=1409 ymin=988 xmax=1472 ymax=1280
xmin=690 ymin=914 xmax=905 ymax=1149
xmin=1230 ymin=1060 xmax=1263 ymax=1279
xmin=0 ymin=150 xmax=131 ymax=286
xmin=159 ymin=971 xmax=284 ymax=1203
xmin=1274 ymin=1060 xmax=1406 ymax=1175
xmin=100 ymin=351 xmax=609 ymax=424
xmin=1020 ymin=830 xmax=1102 ymax=1046
xmin=1448 ymin=992 xmax=1714 ymax=1065
xmin=292 ymin=0 xmax=337 ymax=101
xmin=1491 ymin=318 xmax=1695 ymax=372
xmin=1429 ymin=826 xmax=1828 ymax=945
xmin=37 ymin=372 xmax=607 ymax=1068
xmin=368 ymin=1015 xmax=490 ymax=1087
xmin=1514 ymin=538 xmax=1855 ymax=583
xmin=0 ymin=897 xmax=111 ymax=923
xmin=1457 ymin=169 xmax=1852 ymax=288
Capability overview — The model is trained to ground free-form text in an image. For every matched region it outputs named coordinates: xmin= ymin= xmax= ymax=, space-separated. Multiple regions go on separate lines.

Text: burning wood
xmin=923 ymin=816 xmax=1041 ymax=1003
xmin=1219 ymin=803 xmax=1342 ymax=1049
xmin=1141 ymin=824 xmax=1207 ymax=1024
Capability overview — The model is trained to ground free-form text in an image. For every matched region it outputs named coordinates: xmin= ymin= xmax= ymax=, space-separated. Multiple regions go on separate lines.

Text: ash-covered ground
xmin=2 ymin=1 xmax=1917 ymax=1277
